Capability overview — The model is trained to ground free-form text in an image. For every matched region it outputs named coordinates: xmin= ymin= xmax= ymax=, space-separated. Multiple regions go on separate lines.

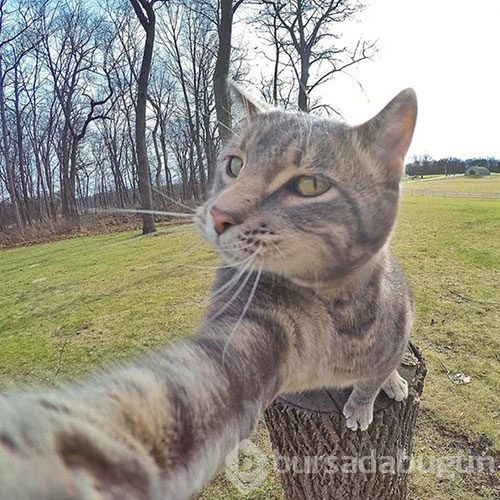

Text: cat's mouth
xmin=196 ymin=205 xmax=284 ymax=270
xmin=217 ymin=228 xmax=285 ymax=270
xmin=223 ymin=232 xmax=284 ymax=268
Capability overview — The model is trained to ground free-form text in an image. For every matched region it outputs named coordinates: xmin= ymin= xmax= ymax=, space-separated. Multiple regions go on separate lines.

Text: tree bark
xmin=68 ymin=137 xmax=80 ymax=222
xmin=13 ymin=65 xmax=32 ymax=225
xmin=131 ymin=0 xmax=157 ymax=235
xmin=213 ymin=0 xmax=233 ymax=144
xmin=0 ymin=56 xmax=23 ymax=231
xmin=265 ymin=344 xmax=426 ymax=500
xmin=158 ymin=117 xmax=174 ymax=198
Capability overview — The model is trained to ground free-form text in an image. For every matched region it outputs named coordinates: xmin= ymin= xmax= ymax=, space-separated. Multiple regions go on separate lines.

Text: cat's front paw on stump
xmin=342 ymin=399 xmax=374 ymax=431
xmin=382 ymin=371 xmax=408 ymax=402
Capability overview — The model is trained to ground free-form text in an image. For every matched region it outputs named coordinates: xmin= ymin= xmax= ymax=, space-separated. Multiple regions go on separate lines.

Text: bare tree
xmin=0 ymin=0 xmax=381 ymax=236
xmin=148 ymin=68 xmax=175 ymax=202
xmin=107 ymin=1 xmax=143 ymax=206
xmin=161 ymin=7 xmax=205 ymax=199
xmin=41 ymin=2 xmax=115 ymax=222
xmin=0 ymin=55 xmax=23 ymax=230
xmin=129 ymin=0 xmax=168 ymax=235
xmin=0 ymin=0 xmax=39 ymax=230
xmin=258 ymin=0 xmax=376 ymax=112
xmin=212 ymin=0 xmax=244 ymax=143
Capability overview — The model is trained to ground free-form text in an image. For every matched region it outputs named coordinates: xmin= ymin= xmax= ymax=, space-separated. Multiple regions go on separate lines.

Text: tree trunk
xmin=133 ymin=0 xmax=156 ymax=235
xmin=213 ymin=0 xmax=233 ymax=143
xmin=159 ymin=118 xmax=174 ymax=198
xmin=265 ymin=344 xmax=426 ymax=500
xmin=151 ymin=118 xmax=165 ymax=207
xmin=68 ymin=137 xmax=80 ymax=224
xmin=0 ymin=56 xmax=23 ymax=231
xmin=13 ymin=66 xmax=32 ymax=225
xmin=298 ymin=56 xmax=310 ymax=112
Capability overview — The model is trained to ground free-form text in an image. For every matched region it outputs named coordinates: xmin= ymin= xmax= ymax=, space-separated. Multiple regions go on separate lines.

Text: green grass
xmin=0 ymin=197 xmax=499 ymax=499
xmin=393 ymin=197 xmax=499 ymax=499
xmin=0 ymin=225 xmax=216 ymax=388
xmin=404 ymin=174 xmax=500 ymax=193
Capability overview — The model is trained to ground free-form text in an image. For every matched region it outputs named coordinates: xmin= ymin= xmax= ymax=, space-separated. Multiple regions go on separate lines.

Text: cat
xmin=0 ymin=84 xmax=417 ymax=499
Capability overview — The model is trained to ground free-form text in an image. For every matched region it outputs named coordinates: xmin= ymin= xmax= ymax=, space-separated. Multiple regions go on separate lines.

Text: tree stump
xmin=264 ymin=344 xmax=426 ymax=500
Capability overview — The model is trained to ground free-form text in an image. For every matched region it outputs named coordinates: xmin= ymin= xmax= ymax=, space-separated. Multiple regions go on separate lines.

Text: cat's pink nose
xmin=210 ymin=206 xmax=236 ymax=235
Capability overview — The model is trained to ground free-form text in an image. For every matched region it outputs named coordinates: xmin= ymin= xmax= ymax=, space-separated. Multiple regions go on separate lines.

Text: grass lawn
xmin=0 ymin=197 xmax=499 ymax=499
xmin=403 ymin=174 xmax=500 ymax=194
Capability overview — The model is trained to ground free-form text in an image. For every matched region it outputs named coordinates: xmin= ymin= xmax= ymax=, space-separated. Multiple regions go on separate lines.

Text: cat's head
xmin=197 ymin=84 xmax=417 ymax=288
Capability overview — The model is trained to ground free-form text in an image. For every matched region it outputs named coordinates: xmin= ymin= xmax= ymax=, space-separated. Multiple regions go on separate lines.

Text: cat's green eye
xmin=293 ymin=175 xmax=331 ymax=197
xmin=227 ymin=156 xmax=244 ymax=178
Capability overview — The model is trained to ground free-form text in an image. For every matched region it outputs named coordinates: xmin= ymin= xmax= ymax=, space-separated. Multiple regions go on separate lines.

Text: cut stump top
xmin=278 ymin=344 xmax=425 ymax=415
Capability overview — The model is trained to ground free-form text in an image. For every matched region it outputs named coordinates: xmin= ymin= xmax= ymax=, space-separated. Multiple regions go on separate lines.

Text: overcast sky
xmin=240 ymin=0 xmax=500 ymax=160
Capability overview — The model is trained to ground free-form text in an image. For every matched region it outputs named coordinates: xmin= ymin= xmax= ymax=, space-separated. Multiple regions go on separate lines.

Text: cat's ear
xmin=356 ymin=89 xmax=417 ymax=181
xmin=228 ymin=80 xmax=270 ymax=119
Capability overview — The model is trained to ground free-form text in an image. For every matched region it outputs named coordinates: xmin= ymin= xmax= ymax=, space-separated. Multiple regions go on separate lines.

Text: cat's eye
xmin=226 ymin=156 xmax=244 ymax=178
xmin=293 ymin=175 xmax=331 ymax=197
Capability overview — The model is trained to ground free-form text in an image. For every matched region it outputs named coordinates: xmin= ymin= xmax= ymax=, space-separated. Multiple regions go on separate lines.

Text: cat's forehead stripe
xmin=237 ymin=112 xmax=348 ymax=175
xmin=265 ymin=166 xmax=299 ymax=194
xmin=236 ymin=114 xmax=313 ymax=178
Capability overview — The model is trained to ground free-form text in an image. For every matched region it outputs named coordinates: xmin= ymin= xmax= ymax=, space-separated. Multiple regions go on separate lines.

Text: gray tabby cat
xmin=0 ymin=85 xmax=417 ymax=499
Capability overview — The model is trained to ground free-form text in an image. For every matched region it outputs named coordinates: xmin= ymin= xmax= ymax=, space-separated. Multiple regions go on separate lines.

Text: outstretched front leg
xmin=342 ymin=376 xmax=387 ymax=431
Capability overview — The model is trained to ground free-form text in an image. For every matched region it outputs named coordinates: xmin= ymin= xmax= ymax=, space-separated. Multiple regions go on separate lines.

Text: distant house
xmin=465 ymin=166 xmax=491 ymax=177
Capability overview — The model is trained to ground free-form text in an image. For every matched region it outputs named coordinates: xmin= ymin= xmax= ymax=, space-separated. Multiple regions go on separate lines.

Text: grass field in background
xmin=404 ymin=173 xmax=500 ymax=193
xmin=0 ymin=224 xmax=215 ymax=387
xmin=0 ymin=196 xmax=499 ymax=499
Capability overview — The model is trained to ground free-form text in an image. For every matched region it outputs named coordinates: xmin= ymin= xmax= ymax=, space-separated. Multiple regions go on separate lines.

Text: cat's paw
xmin=382 ymin=372 xmax=408 ymax=402
xmin=342 ymin=398 xmax=374 ymax=431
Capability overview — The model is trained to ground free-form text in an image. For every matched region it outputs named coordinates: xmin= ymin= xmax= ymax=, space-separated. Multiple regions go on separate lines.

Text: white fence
xmin=402 ymin=189 xmax=500 ymax=201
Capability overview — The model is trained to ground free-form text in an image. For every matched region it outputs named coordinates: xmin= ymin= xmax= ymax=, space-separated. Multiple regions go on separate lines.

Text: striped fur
xmin=0 ymin=88 xmax=417 ymax=498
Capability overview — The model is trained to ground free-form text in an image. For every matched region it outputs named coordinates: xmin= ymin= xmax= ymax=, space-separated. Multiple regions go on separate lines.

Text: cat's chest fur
xmin=210 ymin=259 xmax=411 ymax=391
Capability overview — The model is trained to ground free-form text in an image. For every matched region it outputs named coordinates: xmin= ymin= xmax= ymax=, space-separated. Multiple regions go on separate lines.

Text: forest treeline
xmin=0 ymin=0 xmax=378 ymax=234
xmin=405 ymin=155 xmax=500 ymax=177
xmin=9 ymin=1 xmax=495 ymax=237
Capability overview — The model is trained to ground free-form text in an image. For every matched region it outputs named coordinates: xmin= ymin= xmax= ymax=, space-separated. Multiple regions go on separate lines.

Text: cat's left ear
xmin=356 ymin=89 xmax=417 ymax=181
xmin=228 ymin=80 xmax=270 ymax=119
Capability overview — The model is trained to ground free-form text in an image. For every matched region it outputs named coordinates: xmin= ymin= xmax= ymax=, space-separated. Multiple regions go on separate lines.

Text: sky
xmin=239 ymin=0 xmax=500 ymax=160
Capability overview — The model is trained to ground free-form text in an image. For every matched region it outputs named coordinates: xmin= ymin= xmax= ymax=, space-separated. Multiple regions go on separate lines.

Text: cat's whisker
xmin=218 ymin=239 xmax=255 ymax=250
xmin=111 ymin=221 xmax=195 ymax=249
xmin=153 ymin=223 xmax=195 ymax=234
xmin=216 ymin=119 xmax=235 ymax=135
xmin=271 ymin=242 xmax=286 ymax=260
xmin=168 ymin=239 xmax=207 ymax=263
xmin=207 ymin=268 xmax=255 ymax=322
xmin=168 ymin=251 xmax=254 ymax=310
xmin=186 ymin=262 xmax=245 ymax=271
xmin=222 ymin=264 xmax=263 ymax=365
xmin=206 ymin=252 xmax=260 ymax=322
xmin=131 ymin=223 xmax=196 ymax=242
xmin=182 ymin=248 xmax=256 ymax=271
xmin=223 ymin=250 xmax=261 ymax=268
xmin=149 ymin=184 xmax=197 ymax=213
xmin=219 ymin=242 xmax=254 ymax=252
xmin=111 ymin=208 xmax=195 ymax=219
xmin=207 ymin=259 xmax=255 ymax=302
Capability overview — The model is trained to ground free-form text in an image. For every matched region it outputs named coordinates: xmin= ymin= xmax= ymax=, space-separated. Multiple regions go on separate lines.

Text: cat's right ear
xmin=228 ymin=80 xmax=269 ymax=120
xmin=355 ymin=89 xmax=418 ymax=183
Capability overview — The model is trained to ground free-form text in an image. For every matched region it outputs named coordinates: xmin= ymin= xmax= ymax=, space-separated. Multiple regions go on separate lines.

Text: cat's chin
xmin=283 ymin=274 xmax=338 ymax=292
xmin=275 ymin=262 xmax=364 ymax=292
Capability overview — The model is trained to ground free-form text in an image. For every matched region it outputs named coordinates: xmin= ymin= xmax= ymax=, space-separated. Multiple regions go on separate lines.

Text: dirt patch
xmin=416 ymin=407 xmax=499 ymax=494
